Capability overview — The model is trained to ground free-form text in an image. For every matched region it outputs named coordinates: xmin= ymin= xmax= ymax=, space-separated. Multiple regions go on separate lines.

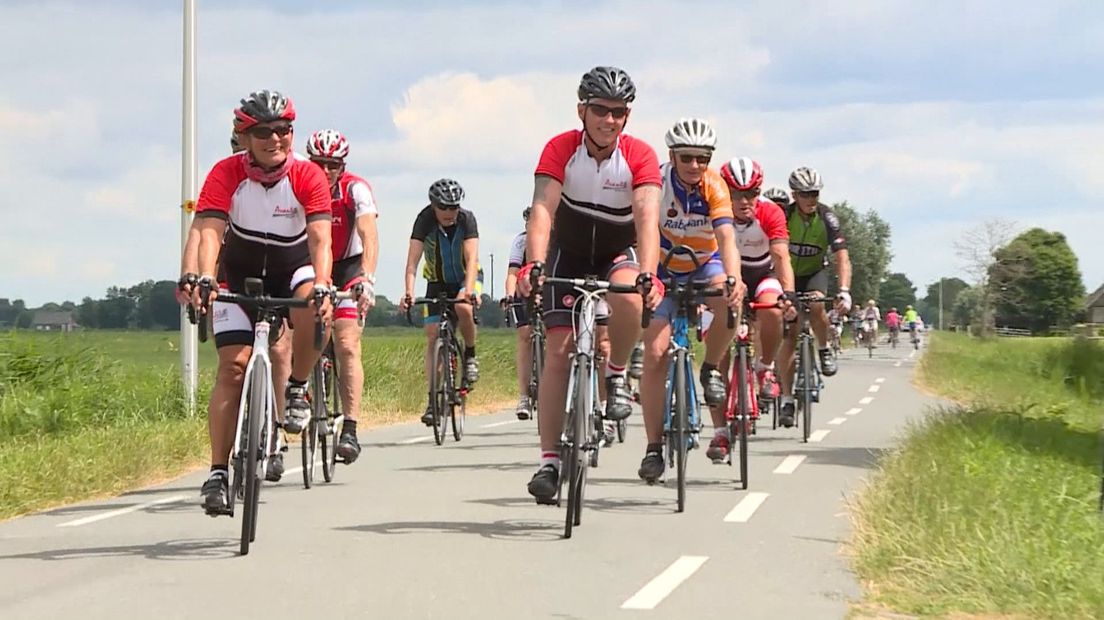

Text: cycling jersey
xmin=535 ymin=129 xmax=660 ymax=263
xmin=508 ymin=231 xmax=527 ymax=270
xmin=410 ymin=206 xmax=479 ymax=284
xmin=657 ymin=163 xmax=733 ymax=275
xmin=196 ymin=152 xmax=331 ymax=276
xmin=903 ymin=309 xmax=919 ymax=324
xmin=733 ymin=198 xmax=788 ymax=272
xmin=329 ymin=172 xmax=378 ymax=261
xmin=785 ymin=202 xmax=847 ymax=277
xmin=886 ymin=311 xmax=901 ymax=329
xmin=863 ymin=306 xmax=882 ymax=322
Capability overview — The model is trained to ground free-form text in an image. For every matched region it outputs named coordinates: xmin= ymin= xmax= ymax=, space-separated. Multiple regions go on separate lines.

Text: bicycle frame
xmin=664 ymin=316 xmax=701 ymax=451
xmin=233 ymin=319 xmax=279 ymax=482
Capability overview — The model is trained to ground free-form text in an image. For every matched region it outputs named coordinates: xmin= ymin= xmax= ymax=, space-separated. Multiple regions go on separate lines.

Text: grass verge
xmin=851 ymin=333 xmax=1104 ymax=619
xmin=1 ymin=328 xmax=520 ymax=520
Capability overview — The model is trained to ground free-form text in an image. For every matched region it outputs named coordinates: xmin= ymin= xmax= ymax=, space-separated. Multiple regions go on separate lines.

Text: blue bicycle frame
xmin=664 ymin=315 xmax=701 ymax=452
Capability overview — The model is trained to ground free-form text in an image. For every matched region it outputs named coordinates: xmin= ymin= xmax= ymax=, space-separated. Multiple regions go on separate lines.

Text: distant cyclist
xmin=763 ymin=187 xmax=790 ymax=209
xmin=903 ymin=304 xmax=920 ymax=341
xmin=885 ymin=306 xmax=901 ymax=344
xmin=504 ymin=206 xmax=535 ymax=420
xmin=862 ymin=300 xmax=881 ymax=345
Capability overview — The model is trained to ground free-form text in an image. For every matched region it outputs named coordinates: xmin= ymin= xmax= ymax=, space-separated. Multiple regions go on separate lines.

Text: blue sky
xmin=1 ymin=0 xmax=1102 ymax=306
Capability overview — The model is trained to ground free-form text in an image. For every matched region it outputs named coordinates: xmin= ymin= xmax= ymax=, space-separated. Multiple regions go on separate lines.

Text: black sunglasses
xmin=433 ymin=203 xmax=460 ymax=211
xmin=732 ymin=188 xmax=761 ymax=200
xmin=587 ymin=103 xmax=629 ymax=119
xmin=796 ymin=190 xmax=820 ymax=199
xmin=677 ymin=153 xmax=712 ymax=165
xmin=247 ymin=124 xmax=293 ymax=140
xmin=312 ymin=158 xmax=344 ymax=170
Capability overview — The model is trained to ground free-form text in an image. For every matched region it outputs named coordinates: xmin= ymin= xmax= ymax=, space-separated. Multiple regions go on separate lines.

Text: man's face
xmin=433 ymin=202 xmax=460 ymax=226
xmin=577 ymin=97 xmax=630 ymax=146
xmin=670 ymin=149 xmax=711 ymax=187
xmin=312 ymin=157 xmax=344 ymax=186
xmin=794 ymin=190 xmax=820 ymax=214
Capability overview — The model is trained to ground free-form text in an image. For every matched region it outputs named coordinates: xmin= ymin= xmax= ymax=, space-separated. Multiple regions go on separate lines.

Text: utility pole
xmin=939 ymin=278 xmax=944 ymax=331
xmin=489 ymin=253 xmax=495 ymax=300
xmin=179 ymin=0 xmax=199 ymax=415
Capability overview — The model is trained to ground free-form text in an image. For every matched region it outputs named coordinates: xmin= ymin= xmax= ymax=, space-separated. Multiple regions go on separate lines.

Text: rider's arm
xmin=632 ymin=184 xmax=662 ymax=274
xmin=296 ymin=164 xmax=335 ymax=288
xmin=706 ymin=172 xmax=740 ymax=280
xmin=462 ymin=237 xmax=479 ymax=296
xmin=351 ymin=182 xmax=380 ymax=280
xmin=180 ymin=222 xmax=201 ymax=275
xmin=505 ymin=268 xmax=519 ymax=298
xmin=528 ymin=176 xmax=561 ymax=264
xmin=822 ymin=205 xmax=852 ymax=290
xmin=195 ymin=216 xmax=227 ymax=279
xmin=193 ymin=157 xmax=237 ymax=279
xmin=764 ymin=201 xmax=795 ymax=291
xmin=714 ymin=224 xmax=742 ymax=280
xmin=403 ymin=240 xmax=423 ymax=298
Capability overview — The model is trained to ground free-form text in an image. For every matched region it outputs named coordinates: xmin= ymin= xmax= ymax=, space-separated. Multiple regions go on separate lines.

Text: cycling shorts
xmin=333 ymin=254 xmax=365 ymax=322
xmin=423 ymin=281 xmax=472 ymax=325
xmin=543 ymin=244 xmax=633 ymax=329
xmin=794 ymin=269 xmax=829 ymax=294
xmin=213 ymin=264 xmax=315 ymax=349
xmin=506 ymin=295 xmax=530 ymax=328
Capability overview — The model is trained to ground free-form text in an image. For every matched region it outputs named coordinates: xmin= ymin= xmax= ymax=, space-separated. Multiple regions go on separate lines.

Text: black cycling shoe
xmin=283 ymin=383 xmax=311 ymax=434
xmin=420 ymin=406 xmax=435 ymax=426
xmin=778 ymin=402 xmax=796 ymax=428
xmin=336 ymin=429 xmax=361 ymax=464
xmin=701 ymin=367 xmax=727 ymax=407
xmin=604 ymin=375 xmax=633 ymax=421
xmin=201 ymin=473 xmax=230 ymax=516
xmin=265 ymin=452 xmax=284 ymax=482
xmin=638 ymin=451 xmax=665 ymax=484
xmin=527 ymin=464 xmax=559 ymax=505
xmin=819 ymin=348 xmax=838 ymax=377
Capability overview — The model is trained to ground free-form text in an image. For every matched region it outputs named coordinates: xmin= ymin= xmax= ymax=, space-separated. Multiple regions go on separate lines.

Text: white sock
xmin=540 ymin=452 xmax=561 ymax=470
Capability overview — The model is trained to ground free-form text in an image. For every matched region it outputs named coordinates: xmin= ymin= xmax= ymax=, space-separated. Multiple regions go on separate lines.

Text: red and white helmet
xmin=306 ymin=129 xmax=350 ymax=159
xmin=720 ymin=157 xmax=764 ymax=190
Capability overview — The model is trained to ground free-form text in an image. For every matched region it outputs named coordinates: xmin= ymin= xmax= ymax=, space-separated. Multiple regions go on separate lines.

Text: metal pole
xmin=939 ymin=278 xmax=944 ymax=331
xmin=489 ymin=253 xmax=495 ymax=300
xmin=180 ymin=0 xmax=199 ymax=414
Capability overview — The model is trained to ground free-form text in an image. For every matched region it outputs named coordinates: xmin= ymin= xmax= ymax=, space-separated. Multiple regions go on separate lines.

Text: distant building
xmin=1086 ymin=284 xmax=1104 ymax=324
xmin=32 ymin=310 xmax=78 ymax=332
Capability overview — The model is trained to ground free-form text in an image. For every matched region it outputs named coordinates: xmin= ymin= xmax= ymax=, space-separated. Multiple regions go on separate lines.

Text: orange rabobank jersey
xmin=658 ymin=163 xmax=734 ymax=275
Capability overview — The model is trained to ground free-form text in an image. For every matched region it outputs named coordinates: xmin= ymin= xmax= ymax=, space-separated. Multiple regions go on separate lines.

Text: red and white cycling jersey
xmin=535 ymin=129 xmax=660 ymax=261
xmin=196 ymin=152 xmax=331 ymax=275
xmin=733 ymin=198 xmax=789 ymax=271
xmin=329 ymin=171 xmax=378 ymax=261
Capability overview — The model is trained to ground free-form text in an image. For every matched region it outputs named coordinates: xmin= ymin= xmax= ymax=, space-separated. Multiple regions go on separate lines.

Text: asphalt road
xmin=0 ymin=343 xmax=934 ymax=619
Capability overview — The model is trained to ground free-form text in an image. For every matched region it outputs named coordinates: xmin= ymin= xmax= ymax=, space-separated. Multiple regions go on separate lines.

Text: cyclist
xmin=399 ymin=179 xmax=481 ymax=426
xmin=777 ymin=167 xmax=852 ymax=428
xmin=504 ymin=206 xmax=535 ymax=420
xmin=306 ymin=129 xmax=379 ymax=463
xmin=827 ymin=307 xmax=844 ymax=348
xmin=850 ymin=308 xmax=864 ymax=348
xmin=903 ymin=304 xmax=920 ymax=341
xmin=706 ymin=156 xmax=794 ymax=463
xmin=862 ymin=299 xmax=882 ymax=345
xmin=181 ymin=90 xmax=334 ymax=515
xmin=518 ymin=66 xmax=664 ymax=501
xmin=763 ymin=187 xmax=790 ymax=209
xmin=639 ymin=119 xmax=745 ymax=479
xmin=885 ymin=306 xmax=901 ymax=344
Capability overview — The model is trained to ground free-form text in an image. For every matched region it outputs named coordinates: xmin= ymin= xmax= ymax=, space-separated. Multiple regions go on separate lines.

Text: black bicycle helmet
xmin=578 ymin=66 xmax=636 ymax=103
xmin=428 ymin=178 xmax=465 ymax=205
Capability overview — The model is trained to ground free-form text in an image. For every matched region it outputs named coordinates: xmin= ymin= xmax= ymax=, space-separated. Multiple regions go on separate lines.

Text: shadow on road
xmin=399 ymin=460 xmax=534 ymax=473
xmin=469 ymin=494 xmax=673 ymax=515
xmin=336 ymin=519 xmax=561 ymax=542
xmin=0 ymin=538 xmax=238 ymax=562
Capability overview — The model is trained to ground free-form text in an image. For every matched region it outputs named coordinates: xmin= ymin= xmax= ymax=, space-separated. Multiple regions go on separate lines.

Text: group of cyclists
xmin=842 ymin=302 xmax=923 ymax=348
xmin=177 ymin=64 xmax=871 ymax=515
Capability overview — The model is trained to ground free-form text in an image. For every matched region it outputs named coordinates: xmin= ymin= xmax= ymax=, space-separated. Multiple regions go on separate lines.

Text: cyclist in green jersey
xmin=777 ymin=167 xmax=853 ymax=427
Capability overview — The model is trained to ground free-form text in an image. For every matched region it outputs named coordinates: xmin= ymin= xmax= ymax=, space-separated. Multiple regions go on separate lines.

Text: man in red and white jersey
xmin=179 ymin=90 xmax=334 ymax=516
xmin=305 ymin=129 xmax=380 ymax=464
xmin=706 ymin=157 xmax=795 ymax=463
xmin=517 ymin=66 xmax=664 ymax=503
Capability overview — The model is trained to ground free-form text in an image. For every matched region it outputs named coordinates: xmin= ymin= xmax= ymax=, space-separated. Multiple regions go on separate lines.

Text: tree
xmin=477 ymin=294 xmax=504 ymax=328
xmin=878 ymin=272 xmax=916 ymax=313
xmin=148 ymin=280 xmax=181 ymax=329
xmin=954 ymin=219 xmax=1018 ymax=335
xmin=921 ymin=277 xmax=970 ymax=329
xmin=15 ymin=311 xmax=32 ymax=329
xmin=832 ymin=202 xmax=892 ymax=306
xmin=991 ymin=228 xmax=1086 ymax=333
xmin=76 ymin=297 xmax=99 ymax=328
xmin=953 ymin=285 xmax=981 ymax=330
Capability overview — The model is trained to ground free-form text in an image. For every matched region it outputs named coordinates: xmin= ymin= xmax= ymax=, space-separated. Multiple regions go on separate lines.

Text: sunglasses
xmin=732 ymin=188 xmax=761 ymax=200
xmin=586 ymin=103 xmax=629 ymax=120
xmin=677 ymin=153 xmax=712 ymax=165
xmin=433 ymin=203 xmax=460 ymax=211
xmin=796 ymin=191 xmax=820 ymax=199
xmin=312 ymin=159 xmax=344 ymax=171
xmin=247 ymin=124 xmax=293 ymax=140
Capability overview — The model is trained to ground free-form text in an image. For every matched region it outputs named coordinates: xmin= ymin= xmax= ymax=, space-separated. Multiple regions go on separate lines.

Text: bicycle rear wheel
xmin=563 ymin=358 xmax=588 ymax=538
xmin=530 ymin=331 xmax=543 ymax=429
xmin=673 ymin=350 xmax=689 ymax=512
xmin=240 ymin=365 xmax=266 ymax=555
xmin=322 ymin=354 xmax=339 ymax=483
xmin=801 ymin=338 xmax=814 ymax=443
xmin=452 ymin=387 xmax=466 ymax=441
xmin=431 ymin=338 xmax=449 ymax=445
xmin=302 ymin=360 xmax=325 ymax=489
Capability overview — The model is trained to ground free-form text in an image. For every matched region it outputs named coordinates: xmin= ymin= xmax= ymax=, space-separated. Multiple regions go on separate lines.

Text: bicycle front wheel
xmin=735 ymin=345 xmax=750 ymax=490
xmin=240 ymin=364 xmax=266 ymax=555
xmin=302 ymin=360 xmax=326 ymax=489
xmin=430 ymin=338 xmax=450 ymax=445
xmin=673 ymin=350 xmax=689 ymax=512
xmin=322 ymin=354 xmax=339 ymax=483
xmin=801 ymin=338 xmax=814 ymax=443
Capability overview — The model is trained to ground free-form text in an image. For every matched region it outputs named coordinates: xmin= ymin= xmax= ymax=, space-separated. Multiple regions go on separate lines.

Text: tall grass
xmin=852 ymin=333 xmax=1104 ymax=618
xmin=0 ymin=328 xmax=520 ymax=520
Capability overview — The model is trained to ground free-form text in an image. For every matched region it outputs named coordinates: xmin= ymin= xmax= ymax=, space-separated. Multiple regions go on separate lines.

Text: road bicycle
xmin=789 ymin=293 xmax=834 ymax=443
xmin=409 ymin=292 xmax=476 ymax=445
xmin=724 ymin=299 xmax=778 ymax=490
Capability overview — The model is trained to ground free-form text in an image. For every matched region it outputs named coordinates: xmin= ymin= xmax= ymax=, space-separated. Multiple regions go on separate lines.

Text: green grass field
xmin=0 ymin=328 xmax=519 ymax=520
xmin=852 ymin=333 xmax=1104 ymax=619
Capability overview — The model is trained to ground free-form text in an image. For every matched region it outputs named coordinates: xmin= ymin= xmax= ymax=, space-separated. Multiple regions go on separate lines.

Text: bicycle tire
xmin=802 ymin=338 xmax=814 ymax=443
xmin=673 ymin=349 xmax=689 ymax=512
xmin=563 ymin=357 xmax=588 ymax=538
xmin=574 ymin=356 xmax=591 ymax=527
xmin=452 ymin=348 xmax=466 ymax=443
xmin=431 ymin=338 xmax=449 ymax=445
xmin=240 ymin=364 xmax=265 ymax=555
xmin=530 ymin=331 xmax=543 ymax=429
xmin=302 ymin=360 xmax=325 ymax=489
xmin=735 ymin=345 xmax=750 ymax=490
xmin=322 ymin=353 xmax=339 ymax=483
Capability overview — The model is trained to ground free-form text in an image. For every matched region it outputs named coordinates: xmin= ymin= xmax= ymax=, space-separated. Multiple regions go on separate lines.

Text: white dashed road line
xmin=808 ymin=429 xmax=831 ymax=443
xmin=482 ymin=419 xmax=520 ymax=429
xmin=773 ymin=455 xmax=806 ymax=474
xmin=875 ymin=377 xmax=886 ymax=383
xmin=868 ymin=385 xmax=880 ymax=393
xmin=58 ymin=494 xmax=188 ymax=528
xmin=724 ymin=492 xmax=770 ymax=523
xmin=894 ymin=361 xmax=902 ymax=367
xmin=621 ymin=556 xmax=709 ymax=610
xmin=845 ymin=407 xmax=862 ymax=416
xmin=828 ymin=417 xmax=847 ymax=425
xmin=859 ymin=396 xmax=874 ymax=405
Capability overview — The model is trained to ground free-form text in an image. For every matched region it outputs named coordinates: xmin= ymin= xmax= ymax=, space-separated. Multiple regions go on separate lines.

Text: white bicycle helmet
xmin=306 ymin=129 xmax=350 ymax=159
xmin=664 ymin=118 xmax=717 ymax=150
xmin=788 ymin=166 xmax=823 ymax=192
